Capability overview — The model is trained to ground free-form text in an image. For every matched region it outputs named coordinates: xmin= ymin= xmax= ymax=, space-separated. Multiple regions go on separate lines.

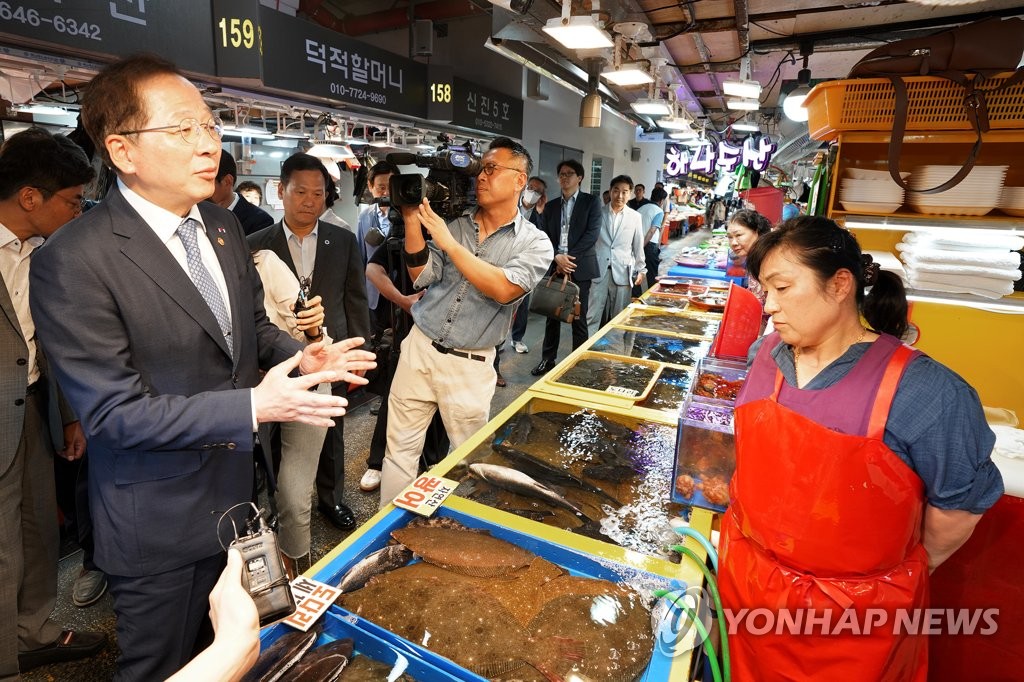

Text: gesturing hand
xmin=254 ymin=351 xmax=350 ymax=427
xmin=298 ymin=335 xmax=376 ymax=383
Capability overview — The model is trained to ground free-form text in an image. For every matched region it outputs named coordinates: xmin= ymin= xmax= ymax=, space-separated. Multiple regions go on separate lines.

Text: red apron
xmin=720 ymin=342 xmax=929 ymax=681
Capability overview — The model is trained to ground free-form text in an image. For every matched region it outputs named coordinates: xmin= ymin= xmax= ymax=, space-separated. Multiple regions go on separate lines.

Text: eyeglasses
xmin=558 ymin=172 xmax=578 ymax=179
xmin=117 ymin=117 xmax=223 ymax=144
xmin=480 ymin=162 xmax=525 ymax=176
xmin=33 ymin=187 xmax=86 ymax=215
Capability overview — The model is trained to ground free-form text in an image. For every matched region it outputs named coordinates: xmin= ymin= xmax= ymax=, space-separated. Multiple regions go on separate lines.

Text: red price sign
xmin=282 ymin=577 xmax=341 ymax=631
xmin=391 ymin=475 xmax=459 ymax=516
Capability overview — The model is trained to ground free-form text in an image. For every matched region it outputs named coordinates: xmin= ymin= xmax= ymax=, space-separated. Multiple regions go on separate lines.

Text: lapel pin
xmin=324 ymin=239 xmax=330 ymax=245
xmin=217 ymin=226 xmax=226 ymax=233
xmin=216 ymin=237 xmax=225 ymax=246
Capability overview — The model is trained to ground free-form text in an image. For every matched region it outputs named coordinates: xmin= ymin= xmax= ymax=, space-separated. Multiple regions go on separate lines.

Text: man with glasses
xmin=0 ymin=128 xmax=106 ymax=678
xmin=531 ymin=159 xmax=602 ymax=376
xmin=29 ymin=55 xmax=375 ymax=681
xmin=378 ymin=137 xmax=552 ymax=505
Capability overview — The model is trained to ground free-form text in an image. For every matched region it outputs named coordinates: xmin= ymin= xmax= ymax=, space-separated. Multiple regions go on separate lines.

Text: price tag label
xmin=607 ymin=385 xmax=640 ymax=397
xmin=283 ymin=577 xmax=341 ymax=631
xmin=392 ymin=475 xmax=459 ymax=516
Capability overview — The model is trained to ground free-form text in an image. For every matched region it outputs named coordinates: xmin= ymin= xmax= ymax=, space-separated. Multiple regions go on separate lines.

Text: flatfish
xmin=339 ymin=655 xmax=416 ymax=681
xmin=529 ymin=590 xmax=654 ymax=682
xmin=278 ymin=639 xmax=354 ymax=682
xmin=391 ymin=522 xmax=535 ymax=578
xmin=241 ymin=628 xmax=319 ymax=682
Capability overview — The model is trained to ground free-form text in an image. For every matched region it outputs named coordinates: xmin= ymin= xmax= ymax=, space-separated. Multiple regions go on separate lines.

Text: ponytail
xmin=863 ymin=269 xmax=908 ymax=339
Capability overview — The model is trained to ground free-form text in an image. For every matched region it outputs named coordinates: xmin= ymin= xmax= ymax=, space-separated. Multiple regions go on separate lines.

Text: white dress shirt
xmin=0 ymin=223 xmax=44 ymax=384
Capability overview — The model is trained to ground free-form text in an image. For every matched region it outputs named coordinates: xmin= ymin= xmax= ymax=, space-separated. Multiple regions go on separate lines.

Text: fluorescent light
xmin=843 ymin=216 xmax=1024 ymax=237
xmin=415 ymin=143 xmax=435 ymax=150
xmin=14 ymin=103 xmax=71 ymax=116
xmin=274 ymin=130 xmax=309 ymax=140
xmin=722 ymin=79 xmax=762 ymax=99
xmin=221 ymin=126 xmax=276 ymax=140
xmin=369 ymin=140 xmax=392 ymax=148
xmin=543 ymin=15 xmax=613 ymax=50
xmin=601 ymin=62 xmax=653 ymax=86
xmin=731 ymin=120 xmax=760 ymax=132
xmin=657 ymin=116 xmax=693 ymax=131
xmin=726 ymin=98 xmax=760 ymax=111
xmin=307 ymin=143 xmax=354 ymax=159
xmin=669 ymin=131 xmax=698 ymax=140
xmin=484 ymin=37 xmax=585 ymax=97
xmin=782 ymin=88 xmax=810 ymax=121
xmin=630 ymin=98 xmax=672 ymax=116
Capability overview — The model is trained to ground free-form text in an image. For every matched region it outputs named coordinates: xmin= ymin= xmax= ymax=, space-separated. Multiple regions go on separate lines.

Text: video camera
xmin=385 ymin=137 xmax=481 ymax=222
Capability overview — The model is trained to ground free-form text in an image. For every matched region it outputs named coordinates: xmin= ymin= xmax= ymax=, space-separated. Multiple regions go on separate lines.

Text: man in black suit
xmin=531 ymin=159 xmax=602 ymax=375
xmin=248 ymin=153 xmax=370 ymax=531
xmin=210 ymin=150 xmax=273 ymax=235
xmin=29 ymin=55 xmax=375 ymax=681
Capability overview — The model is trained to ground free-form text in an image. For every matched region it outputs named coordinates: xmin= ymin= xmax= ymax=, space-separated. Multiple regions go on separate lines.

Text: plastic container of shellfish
xmin=254 ymin=601 xmax=465 ymax=681
xmin=672 ymin=399 xmax=736 ymax=513
xmin=690 ymin=355 xmax=748 ymax=406
xmin=316 ymin=506 xmax=690 ymax=681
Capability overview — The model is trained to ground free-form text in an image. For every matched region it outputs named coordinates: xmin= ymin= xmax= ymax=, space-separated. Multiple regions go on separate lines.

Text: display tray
xmin=545 ymin=350 xmax=663 ymax=402
xmin=321 ymin=506 xmax=687 ymax=682
xmin=639 ymin=291 xmax=690 ymax=310
xmin=672 ymin=402 xmax=736 ymax=514
xmin=446 ymin=395 xmax=685 ymax=564
xmin=651 ymin=277 xmax=729 ymax=297
xmin=591 ymin=327 xmax=711 ymax=368
xmin=691 ymin=356 xmax=748 ymax=407
xmin=619 ymin=306 xmax=722 ymax=340
xmin=256 ymin=606 xmax=463 ymax=681
xmin=638 ymin=366 xmax=696 ymax=413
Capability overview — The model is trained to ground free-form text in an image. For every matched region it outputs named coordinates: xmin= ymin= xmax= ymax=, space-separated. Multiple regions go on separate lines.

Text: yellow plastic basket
xmin=805 ymin=73 xmax=1024 ymax=141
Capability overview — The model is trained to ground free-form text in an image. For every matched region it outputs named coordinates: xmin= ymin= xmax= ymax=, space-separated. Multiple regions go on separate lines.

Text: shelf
xmin=835 ymin=212 xmax=1024 ymax=236
xmin=906 ymin=289 xmax=1024 ymax=314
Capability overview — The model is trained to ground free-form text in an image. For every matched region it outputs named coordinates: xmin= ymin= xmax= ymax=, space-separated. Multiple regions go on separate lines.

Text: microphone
xmin=385 ymin=152 xmax=418 ymax=166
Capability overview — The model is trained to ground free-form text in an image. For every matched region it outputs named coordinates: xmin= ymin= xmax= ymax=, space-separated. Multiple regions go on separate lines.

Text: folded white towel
xmin=907 ymin=275 xmax=1014 ymax=299
xmin=903 ymin=230 xmax=1024 ymax=252
xmin=897 ymin=244 xmax=1022 ymax=269
xmin=992 ymin=425 xmax=1024 ymax=460
xmin=901 ymin=260 xmax=1022 ymax=280
xmin=910 ymin=272 xmax=1017 ymax=293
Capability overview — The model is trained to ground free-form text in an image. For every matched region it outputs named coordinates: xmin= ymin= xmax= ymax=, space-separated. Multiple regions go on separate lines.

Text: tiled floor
xmin=25 ymin=230 xmax=706 ymax=680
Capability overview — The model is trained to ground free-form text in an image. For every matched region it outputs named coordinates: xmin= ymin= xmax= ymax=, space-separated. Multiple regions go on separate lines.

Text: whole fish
xmin=503 ymin=412 xmax=534 ymax=445
xmin=493 ymin=442 xmax=621 ymax=507
xmin=391 ymin=520 xmax=535 ymax=578
xmin=582 ymin=463 xmax=637 ymax=483
xmin=240 ymin=628 xmax=319 ymax=682
xmin=278 ymin=639 xmax=354 ymax=682
xmin=336 ymin=545 xmax=414 ymax=593
xmin=469 ymin=463 xmax=588 ymax=519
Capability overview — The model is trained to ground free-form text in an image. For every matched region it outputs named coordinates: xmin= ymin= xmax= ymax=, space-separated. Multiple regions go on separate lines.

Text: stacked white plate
xmin=838 ymin=170 xmax=907 ymax=213
xmin=907 ymin=165 xmax=1008 ymax=216
xmin=998 ymin=186 xmax=1024 ymax=217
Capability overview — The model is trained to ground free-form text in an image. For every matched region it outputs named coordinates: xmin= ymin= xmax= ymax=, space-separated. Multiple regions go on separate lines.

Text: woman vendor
xmin=725 ymin=208 xmax=772 ymax=303
xmin=719 ymin=216 xmax=1003 ymax=681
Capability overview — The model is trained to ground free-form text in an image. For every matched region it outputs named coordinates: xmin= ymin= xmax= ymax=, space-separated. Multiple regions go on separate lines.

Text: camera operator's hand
xmin=554 ymin=253 xmax=576 ymax=275
xmin=293 ymin=294 xmax=325 ymax=337
xmin=414 ymin=198 xmax=456 ymax=252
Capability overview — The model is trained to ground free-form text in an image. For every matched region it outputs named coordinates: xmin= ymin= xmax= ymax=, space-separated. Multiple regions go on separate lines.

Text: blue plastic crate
xmin=313 ymin=505 xmax=691 ymax=681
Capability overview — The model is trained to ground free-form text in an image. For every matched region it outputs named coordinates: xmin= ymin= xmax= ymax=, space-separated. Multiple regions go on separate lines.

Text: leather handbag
xmin=529 ymin=273 xmax=582 ymax=324
xmin=848 ymin=16 xmax=1024 ymax=193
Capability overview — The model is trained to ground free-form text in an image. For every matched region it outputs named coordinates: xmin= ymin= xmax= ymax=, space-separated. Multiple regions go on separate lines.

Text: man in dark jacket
xmin=210 ymin=150 xmax=274 ymax=235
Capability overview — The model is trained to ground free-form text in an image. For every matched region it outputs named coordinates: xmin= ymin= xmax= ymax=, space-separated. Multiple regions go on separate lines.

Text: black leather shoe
xmin=19 ymin=630 xmax=106 ymax=671
xmin=531 ymin=358 xmax=556 ymax=376
xmin=318 ymin=502 xmax=356 ymax=530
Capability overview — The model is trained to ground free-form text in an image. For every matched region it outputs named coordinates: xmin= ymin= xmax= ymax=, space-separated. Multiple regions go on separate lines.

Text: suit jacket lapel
xmin=0 ymin=271 xmax=25 ymax=343
xmin=112 ymin=189 xmax=232 ymax=360
xmin=310 ymin=221 xmax=330 ymax=295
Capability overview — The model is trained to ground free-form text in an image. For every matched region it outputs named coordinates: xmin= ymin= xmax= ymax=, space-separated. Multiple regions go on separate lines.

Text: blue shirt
xmin=759 ymin=338 xmax=1003 ymax=513
xmin=411 ymin=208 xmax=553 ymax=350
xmin=357 ymin=205 xmax=390 ymax=310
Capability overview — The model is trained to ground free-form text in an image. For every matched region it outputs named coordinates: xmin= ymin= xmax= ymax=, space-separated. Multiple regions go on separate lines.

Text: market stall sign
xmin=664 ymin=136 xmax=777 ymax=178
xmin=451 ymin=77 xmax=523 ymax=138
xmin=427 ymin=64 xmax=454 ymax=122
xmin=392 ymin=474 xmax=459 ymax=516
xmin=213 ymin=0 xmax=262 ymax=79
xmin=0 ymin=0 xmax=216 ymax=75
xmin=258 ymin=5 xmax=426 ymax=118
xmin=283 ymin=576 xmax=341 ymax=632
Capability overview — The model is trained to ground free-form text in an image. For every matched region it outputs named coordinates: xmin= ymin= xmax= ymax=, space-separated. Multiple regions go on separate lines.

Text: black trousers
xmin=315 ymin=382 xmax=347 ymax=508
xmin=541 ymin=278 xmax=591 ymax=361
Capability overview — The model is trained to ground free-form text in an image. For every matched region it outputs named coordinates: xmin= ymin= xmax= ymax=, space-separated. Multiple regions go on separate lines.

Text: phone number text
xmin=0 ymin=3 xmax=101 ymax=40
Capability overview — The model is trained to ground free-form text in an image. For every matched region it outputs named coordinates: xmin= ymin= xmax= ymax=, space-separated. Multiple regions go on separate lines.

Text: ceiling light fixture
xmin=13 ymin=102 xmax=72 ymax=116
xmin=726 ymin=98 xmax=760 ymax=111
xmin=783 ymin=43 xmax=814 ymax=122
xmin=307 ymin=143 xmax=355 ymax=159
xmin=722 ymin=79 xmax=762 ymax=100
xmin=600 ymin=34 xmax=652 ymax=86
xmin=543 ymin=0 xmax=613 ymax=50
xmin=631 ymin=97 xmax=672 ymax=116
xmin=221 ymin=125 xmax=276 ymax=140
xmin=731 ymin=116 xmax=760 ymax=132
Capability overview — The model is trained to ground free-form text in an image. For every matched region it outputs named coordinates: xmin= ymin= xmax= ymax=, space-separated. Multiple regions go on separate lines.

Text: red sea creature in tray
xmin=693 ymin=371 xmax=744 ymax=401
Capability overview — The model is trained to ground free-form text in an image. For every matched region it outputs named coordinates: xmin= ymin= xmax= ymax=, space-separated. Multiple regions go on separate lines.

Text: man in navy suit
xmin=209 ymin=149 xmax=274 ymax=236
xmin=531 ymin=159 xmax=602 ymax=375
xmin=248 ymin=153 xmax=370 ymax=531
xmin=29 ymin=55 xmax=375 ymax=681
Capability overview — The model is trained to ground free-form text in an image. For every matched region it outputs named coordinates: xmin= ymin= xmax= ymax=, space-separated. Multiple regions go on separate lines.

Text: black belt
xmin=431 ymin=340 xmax=486 ymax=362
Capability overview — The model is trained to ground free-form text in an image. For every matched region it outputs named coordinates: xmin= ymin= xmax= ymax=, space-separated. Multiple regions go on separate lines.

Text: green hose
xmin=652 ymin=588 xmax=723 ymax=682
xmin=671 ymin=544 xmax=731 ymax=682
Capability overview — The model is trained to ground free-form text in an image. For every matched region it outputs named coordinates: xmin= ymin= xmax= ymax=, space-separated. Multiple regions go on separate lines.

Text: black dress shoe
xmin=531 ymin=358 xmax=556 ymax=376
xmin=318 ymin=502 xmax=356 ymax=530
xmin=19 ymin=630 xmax=106 ymax=671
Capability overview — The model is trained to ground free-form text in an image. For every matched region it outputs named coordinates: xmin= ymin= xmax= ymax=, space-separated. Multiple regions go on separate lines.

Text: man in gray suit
xmin=29 ymin=55 xmax=375 ymax=681
xmin=248 ymin=152 xmax=370 ymax=531
xmin=0 ymin=128 xmax=106 ymax=677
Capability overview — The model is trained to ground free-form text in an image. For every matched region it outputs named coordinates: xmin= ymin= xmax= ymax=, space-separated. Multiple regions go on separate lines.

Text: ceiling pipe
xmin=298 ymin=0 xmax=485 ymax=36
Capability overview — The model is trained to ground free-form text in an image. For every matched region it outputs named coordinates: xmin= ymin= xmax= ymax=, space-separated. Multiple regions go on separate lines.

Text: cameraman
xmin=378 ymin=138 xmax=553 ymax=505
xmin=357 ymin=161 xmax=399 ymax=338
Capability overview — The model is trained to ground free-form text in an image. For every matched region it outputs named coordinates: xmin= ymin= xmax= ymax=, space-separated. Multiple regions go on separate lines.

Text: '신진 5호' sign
xmin=258 ymin=5 xmax=426 ymax=118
